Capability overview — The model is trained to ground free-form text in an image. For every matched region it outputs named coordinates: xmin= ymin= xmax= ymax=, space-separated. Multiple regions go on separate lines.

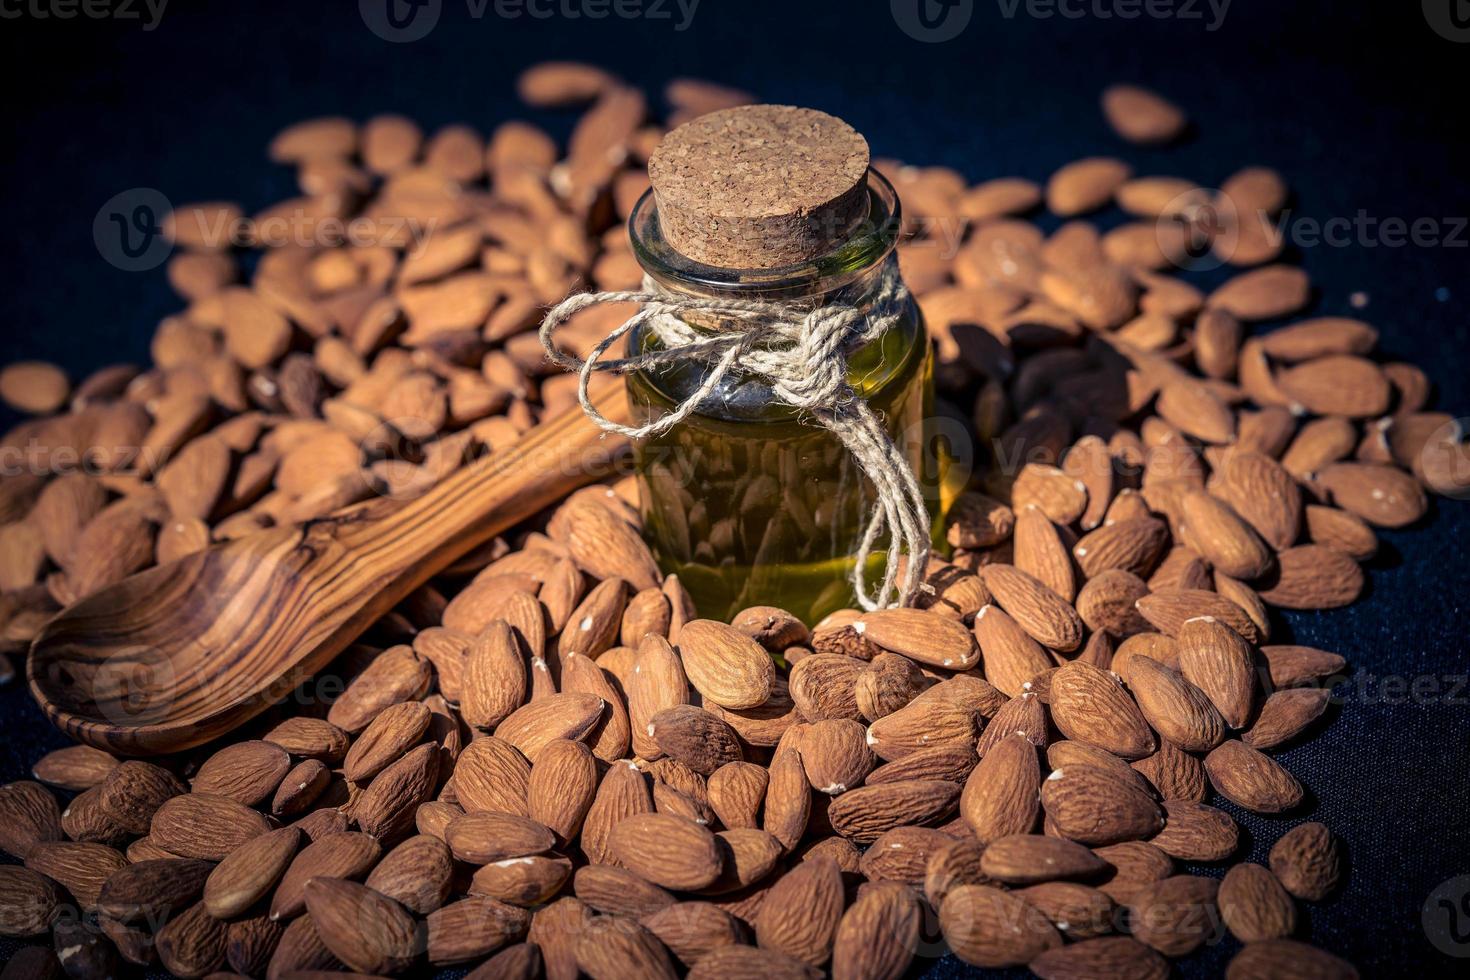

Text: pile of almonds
xmin=0 ymin=65 xmax=1463 ymax=979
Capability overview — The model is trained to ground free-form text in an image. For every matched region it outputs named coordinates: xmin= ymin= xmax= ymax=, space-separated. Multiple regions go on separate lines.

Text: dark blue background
xmin=2 ymin=0 xmax=1468 ymax=975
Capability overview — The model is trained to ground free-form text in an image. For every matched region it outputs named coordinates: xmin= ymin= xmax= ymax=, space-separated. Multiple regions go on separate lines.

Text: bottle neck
xmin=624 ymin=169 xmax=923 ymax=421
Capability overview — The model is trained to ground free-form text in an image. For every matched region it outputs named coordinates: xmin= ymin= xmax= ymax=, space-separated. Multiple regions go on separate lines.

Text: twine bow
xmin=538 ymin=259 xmax=930 ymax=610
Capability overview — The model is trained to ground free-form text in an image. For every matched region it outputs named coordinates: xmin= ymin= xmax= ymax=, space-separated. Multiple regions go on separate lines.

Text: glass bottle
xmin=624 ymin=168 xmax=942 ymax=624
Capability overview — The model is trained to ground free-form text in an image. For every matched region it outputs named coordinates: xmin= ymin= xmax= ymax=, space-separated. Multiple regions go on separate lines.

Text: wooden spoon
xmin=29 ymin=385 xmax=633 ymax=755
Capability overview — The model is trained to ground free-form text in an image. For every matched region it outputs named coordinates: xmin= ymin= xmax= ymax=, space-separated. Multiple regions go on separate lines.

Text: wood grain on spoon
xmin=28 ymin=380 xmax=631 ymax=755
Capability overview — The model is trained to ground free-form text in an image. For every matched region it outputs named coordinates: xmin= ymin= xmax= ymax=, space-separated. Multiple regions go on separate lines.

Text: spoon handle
xmin=331 ymin=373 xmax=633 ymax=576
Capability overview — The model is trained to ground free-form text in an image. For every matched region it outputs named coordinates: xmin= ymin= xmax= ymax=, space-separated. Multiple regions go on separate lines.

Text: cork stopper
xmin=647 ymin=104 xmax=871 ymax=270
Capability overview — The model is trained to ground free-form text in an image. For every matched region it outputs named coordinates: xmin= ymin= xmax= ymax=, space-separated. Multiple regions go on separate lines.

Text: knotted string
xmin=538 ymin=258 xmax=930 ymax=610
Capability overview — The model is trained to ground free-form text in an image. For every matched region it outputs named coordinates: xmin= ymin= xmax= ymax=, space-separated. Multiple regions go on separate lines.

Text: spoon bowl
xmin=30 ymin=389 xmax=631 ymax=754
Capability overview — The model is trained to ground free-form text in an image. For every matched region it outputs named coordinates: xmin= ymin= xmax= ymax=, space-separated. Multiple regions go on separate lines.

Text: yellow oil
xmin=627 ymin=308 xmax=943 ymax=624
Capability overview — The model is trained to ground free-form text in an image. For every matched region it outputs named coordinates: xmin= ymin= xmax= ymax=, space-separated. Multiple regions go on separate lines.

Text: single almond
xmin=854 ymin=608 xmax=979 ymax=670
xmin=1047 ymin=158 xmax=1132 ymax=216
xmin=1316 ymin=461 xmax=1427 ymax=528
xmin=0 ymin=781 xmax=63 ymax=860
xmin=1102 ymin=84 xmax=1186 ymax=144
xmin=526 ymin=738 xmax=598 ymax=844
xmin=608 ymin=811 xmax=723 ymax=891
xmin=1207 ymin=265 xmax=1309 ymax=321
xmin=1150 ymin=801 xmax=1239 ymax=861
xmin=559 ymin=576 xmax=628 ymax=658
xmin=1135 ymin=589 xmax=1263 ymax=645
xmin=271 ymin=830 xmax=382 ymax=920
xmin=865 ymin=696 xmax=978 ymax=763
xmin=1013 ymin=506 xmax=1077 ymax=601
xmin=553 ymin=495 xmax=661 ymax=592
xmin=1256 ymin=545 xmax=1364 ymax=610
xmin=1093 ymin=840 xmax=1174 ymax=906
xmin=1180 ymin=490 xmax=1274 ymax=580
xmin=1118 ymin=654 xmax=1226 ymax=752
xmin=203 ymin=826 xmax=301 ymax=919
xmin=798 ymin=719 xmax=876 ymax=795
xmin=1074 ymin=569 xmax=1152 ymax=637
xmin=1204 ymin=740 xmax=1304 ymax=814
xmin=470 ymin=854 xmax=574 ymax=907
xmin=975 ymin=692 xmax=1048 ymax=757
xmin=627 ymin=634 xmax=692 ymax=760
xmin=1049 ymin=660 xmax=1156 ymax=759
xmin=1242 ymin=688 xmax=1331 ymax=750
xmin=676 ymin=619 xmax=777 ymax=709
xmin=453 ymin=736 xmax=531 ymax=816
xmin=192 ymin=739 xmax=291 ymax=807
xmin=445 ymin=811 xmax=556 ymax=865
xmin=754 ymin=856 xmax=845 ymax=967
xmin=973 ymin=604 xmax=1054 ymax=697
xmin=572 ymin=914 xmax=676 ymax=980
xmin=1031 ymin=936 xmax=1168 ymax=980
xmin=98 ymin=761 xmax=187 ymax=836
xmin=640 ymin=900 xmax=744 ymax=968
xmin=1130 ymin=739 xmax=1208 ymax=803
xmin=1268 ymin=821 xmax=1342 ymax=900
xmin=1073 ymin=517 xmax=1170 ymax=579
xmin=1219 ymin=862 xmax=1297 ymax=942
xmin=31 ymin=746 xmax=119 ymax=793
xmin=830 ymin=879 xmax=920 ymax=980
xmin=1177 ymin=616 xmax=1257 ymax=729
xmin=366 ymin=834 xmax=455 ymax=915
xmin=1227 ymin=939 xmax=1357 ymax=979
xmin=1042 ymin=765 xmax=1164 ymax=845
xmin=22 ymin=841 xmax=127 ymax=910
xmin=1277 ymin=355 xmax=1390 ymax=418
xmin=940 ymin=883 xmax=1062 ymax=967
xmin=462 ymin=621 xmax=529 ymax=730
xmin=979 ymin=564 xmax=1084 ymax=652
xmin=826 ymin=780 xmax=959 ymax=845
xmin=961 ymin=732 xmax=1041 ymax=843
xmin=305 ymin=878 xmax=422 ymax=974
xmin=1128 ymin=874 xmax=1222 ymax=956
xmin=494 ymin=693 xmax=605 ymax=762
xmin=980 ymin=833 xmax=1107 ymax=884
xmin=149 ymin=793 xmax=270 ymax=862
xmin=95 ymin=858 xmax=212 ymax=926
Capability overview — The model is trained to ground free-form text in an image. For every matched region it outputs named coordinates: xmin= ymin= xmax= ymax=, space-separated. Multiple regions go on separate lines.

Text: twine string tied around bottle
xmin=537 ymin=260 xmax=930 ymax=611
